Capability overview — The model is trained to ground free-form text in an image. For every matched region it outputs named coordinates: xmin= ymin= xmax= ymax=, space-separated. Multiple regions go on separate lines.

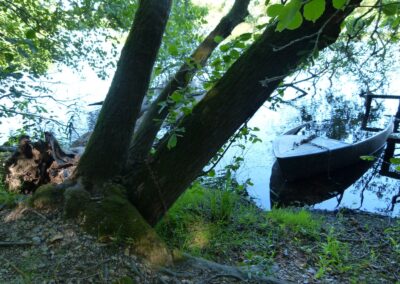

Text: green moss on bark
xmin=63 ymin=185 xmax=91 ymax=219
xmin=83 ymin=183 xmax=172 ymax=266
xmin=30 ymin=184 xmax=64 ymax=210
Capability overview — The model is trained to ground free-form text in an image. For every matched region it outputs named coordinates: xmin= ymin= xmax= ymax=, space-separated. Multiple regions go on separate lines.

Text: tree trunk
xmin=75 ymin=0 xmax=172 ymax=185
xmin=124 ymin=0 xmax=361 ymax=225
xmin=127 ymin=0 xmax=251 ymax=167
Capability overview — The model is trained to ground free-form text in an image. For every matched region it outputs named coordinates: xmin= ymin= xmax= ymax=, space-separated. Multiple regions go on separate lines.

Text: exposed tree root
xmin=166 ymin=253 xmax=291 ymax=284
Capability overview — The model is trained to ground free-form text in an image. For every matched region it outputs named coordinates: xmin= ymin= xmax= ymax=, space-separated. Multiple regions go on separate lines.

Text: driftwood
xmin=3 ymin=132 xmax=80 ymax=193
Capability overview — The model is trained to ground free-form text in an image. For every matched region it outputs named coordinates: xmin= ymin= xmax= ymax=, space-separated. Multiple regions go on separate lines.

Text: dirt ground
xmin=0 ymin=206 xmax=285 ymax=284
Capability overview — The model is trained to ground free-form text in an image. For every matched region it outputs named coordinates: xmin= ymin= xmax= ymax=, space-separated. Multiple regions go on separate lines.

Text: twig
xmin=0 ymin=241 xmax=34 ymax=246
xmin=205 ymin=273 xmax=243 ymax=283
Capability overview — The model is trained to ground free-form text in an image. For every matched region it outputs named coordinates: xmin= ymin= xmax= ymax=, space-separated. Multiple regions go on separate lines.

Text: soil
xmin=272 ymin=209 xmax=400 ymax=283
xmin=0 ymin=206 xmax=284 ymax=284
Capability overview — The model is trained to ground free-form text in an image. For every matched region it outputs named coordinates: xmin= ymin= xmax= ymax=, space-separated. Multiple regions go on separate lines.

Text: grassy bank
xmin=157 ymin=182 xmax=400 ymax=283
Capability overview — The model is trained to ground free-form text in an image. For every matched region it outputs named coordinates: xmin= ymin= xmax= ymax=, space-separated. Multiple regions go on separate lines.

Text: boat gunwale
xmin=274 ymin=116 xmax=394 ymax=159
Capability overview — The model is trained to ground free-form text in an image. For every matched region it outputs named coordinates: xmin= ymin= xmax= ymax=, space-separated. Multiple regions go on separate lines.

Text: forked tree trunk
xmin=124 ymin=0 xmax=361 ymax=225
xmin=127 ymin=0 xmax=251 ymax=166
xmin=75 ymin=0 xmax=172 ymax=185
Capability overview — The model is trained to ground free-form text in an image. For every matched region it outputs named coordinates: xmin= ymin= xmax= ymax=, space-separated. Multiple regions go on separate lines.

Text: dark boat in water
xmin=273 ymin=117 xmax=394 ymax=181
xmin=270 ymin=157 xmax=377 ymax=207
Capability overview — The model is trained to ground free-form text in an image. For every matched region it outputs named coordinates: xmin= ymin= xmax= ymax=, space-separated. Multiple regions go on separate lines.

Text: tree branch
xmin=126 ymin=0 xmax=251 ymax=167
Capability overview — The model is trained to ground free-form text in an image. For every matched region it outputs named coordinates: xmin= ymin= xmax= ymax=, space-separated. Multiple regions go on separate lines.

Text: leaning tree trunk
xmin=75 ymin=0 xmax=172 ymax=185
xmin=124 ymin=0 xmax=362 ymax=226
xmin=127 ymin=0 xmax=251 ymax=167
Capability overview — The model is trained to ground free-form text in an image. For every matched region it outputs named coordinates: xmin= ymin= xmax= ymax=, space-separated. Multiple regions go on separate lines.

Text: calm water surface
xmin=218 ymin=93 xmax=400 ymax=217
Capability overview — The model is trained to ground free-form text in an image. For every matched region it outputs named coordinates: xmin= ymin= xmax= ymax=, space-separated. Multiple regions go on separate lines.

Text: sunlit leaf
xmin=304 ymin=0 xmax=326 ymax=23
xmin=276 ymin=0 xmax=302 ymax=31
xmin=333 ymin=0 xmax=347 ymax=9
xmin=267 ymin=4 xmax=284 ymax=17
xmin=286 ymin=11 xmax=303 ymax=30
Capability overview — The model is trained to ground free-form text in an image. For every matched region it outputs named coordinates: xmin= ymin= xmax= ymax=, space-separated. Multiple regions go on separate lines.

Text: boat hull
xmin=274 ymin=118 xmax=394 ymax=181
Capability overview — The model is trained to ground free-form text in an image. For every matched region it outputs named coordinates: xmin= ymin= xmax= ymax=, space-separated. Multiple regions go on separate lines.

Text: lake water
xmin=217 ymin=93 xmax=400 ymax=217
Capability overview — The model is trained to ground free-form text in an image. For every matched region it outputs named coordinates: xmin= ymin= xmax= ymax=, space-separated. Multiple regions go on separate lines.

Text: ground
xmin=0 ymin=206 xmax=280 ymax=283
xmin=0 ymin=184 xmax=399 ymax=283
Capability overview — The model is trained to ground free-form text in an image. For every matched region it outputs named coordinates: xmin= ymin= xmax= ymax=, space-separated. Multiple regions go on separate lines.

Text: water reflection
xmin=297 ymin=120 xmax=378 ymax=144
xmin=218 ymin=91 xmax=400 ymax=216
xmin=270 ymin=156 xmax=378 ymax=208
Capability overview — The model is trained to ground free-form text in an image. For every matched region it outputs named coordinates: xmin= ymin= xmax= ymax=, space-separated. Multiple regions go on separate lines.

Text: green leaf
xmin=333 ymin=0 xmax=347 ymax=9
xmin=170 ymin=92 xmax=183 ymax=103
xmin=382 ymin=3 xmax=399 ymax=16
xmin=267 ymin=4 xmax=284 ymax=17
xmin=390 ymin=157 xmax=400 ymax=164
xmin=167 ymin=134 xmax=177 ymax=149
xmin=238 ymin=33 xmax=252 ymax=41
xmin=214 ymin=35 xmax=224 ymax=43
xmin=303 ymin=0 xmax=326 ymax=23
xmin=4 ymin=53 xmax=14 ymax=62
xmin=208 ymin=169 xmax=216 ymax=177
xmin=276 ymin=0 xmax=302 ymax=31
xmin=25 ymin=29 xmax=36 ymax=39
xmin=360 ymin=155 xmax=375 ymax=161
xmin=286 ymin=11 xmax=303 ymax=30
xmin=219 ymin=44 xmax=230 ymax=52
xmin=230 ymin=49 xmax=240 ymax=58
xmin=168 ymin=44 xmax=179 ymax=56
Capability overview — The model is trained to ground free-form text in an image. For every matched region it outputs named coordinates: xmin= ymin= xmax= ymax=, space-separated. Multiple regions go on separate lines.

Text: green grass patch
xmin=156 ymin=182 xmax=324 ymax=275
xmin=267 ymin=207 xmax=322 ymax=235
xmin=0 ymin=180 xmax=24 ymax=208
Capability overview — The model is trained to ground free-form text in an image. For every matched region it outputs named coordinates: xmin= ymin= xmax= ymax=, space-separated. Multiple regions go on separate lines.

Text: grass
xmin=0 ymin=180 xmax=24 ymax=208
xmin=316 ymin=228 xmax=350 ymax=278
xmin=267 ymin=207 xmax=321 ymax=236
xmin=156 ymin=181 xmax=400 ymax=282
xmin=156 ymin=182 xmax=326 ymax=275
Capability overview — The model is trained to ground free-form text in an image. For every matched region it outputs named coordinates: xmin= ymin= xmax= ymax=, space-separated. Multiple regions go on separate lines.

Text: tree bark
xmin=127 ymin=0 xmax=251 ymax=167
xmin=75 ymin=0 xmax=172 ymax=184
xmin=124 ymin=0 xmax=361 ymax=225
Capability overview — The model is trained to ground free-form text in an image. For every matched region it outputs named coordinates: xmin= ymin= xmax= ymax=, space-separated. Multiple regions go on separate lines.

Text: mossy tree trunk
xmin=75 ymin=0 xmax=172 ymax=185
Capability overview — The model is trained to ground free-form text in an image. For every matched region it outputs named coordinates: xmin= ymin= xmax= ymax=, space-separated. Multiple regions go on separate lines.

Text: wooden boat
xmin=273 ymin=117 xmax=394 ymax=181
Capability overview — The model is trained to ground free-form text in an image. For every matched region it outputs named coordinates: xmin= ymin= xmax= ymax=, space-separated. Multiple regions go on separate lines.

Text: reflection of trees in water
xmin=347 ymin=153 xmax=400 ymax=213
xmin=296 ymin=91 xmax=386 ymax=143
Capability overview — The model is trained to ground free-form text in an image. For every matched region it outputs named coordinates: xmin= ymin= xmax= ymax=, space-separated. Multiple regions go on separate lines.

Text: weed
xmin=267 ymin=207 xmax=322 ymax=236
xmin=316 ymin=228 xmax=350 ymax=278
xmin=384 ymin=220 xmax=400 ymax=257
xmin=209 ymin=189 xmax=236 ymax=221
